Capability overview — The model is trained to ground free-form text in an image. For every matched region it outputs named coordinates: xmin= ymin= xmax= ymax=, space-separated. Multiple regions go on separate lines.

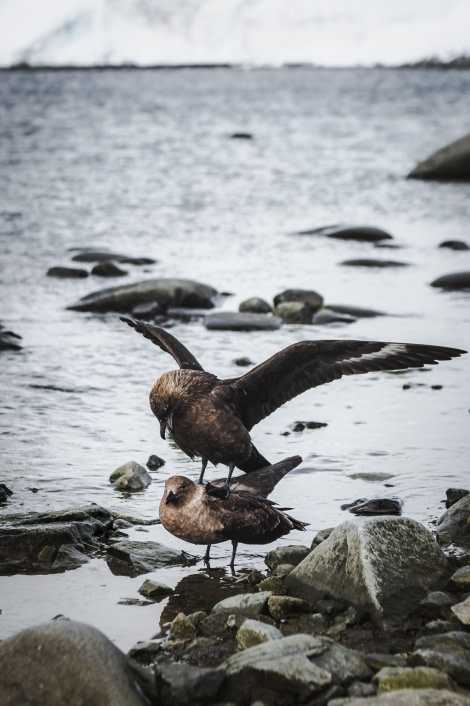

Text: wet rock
xmin=0 ymin=325 xmax=22 ymax=351
xmin=267 ymin=595 xmax=312 ymax=621
xmin=326 ymin=303 xmax=386 ymax=318
xmin=47 ymin=266 xmax=89 ymax=278
xmin=341 ymin=498 xmax=403 ymax=516
xmin=236 ymin=618 xmax=283 ymax=648
xmin=340 ymin=259 xmax=409 ymax=268
xmin=408 ymin=132 xmax=470 ymax=181
xmin=0 ymin=483 xmax=12 ymax=502
xmin=110 ymin=461 xmax=152 ymax=491
xmin=71 ymin=248 xmax=155 ymax=265
xmin=331 ymin=691 xmax=470 ymax=705
xmin=155 ymin=661 xmax=225 ymax=705
xmin=211 ymin=591 xmax=272 ymax=618
xmin=436 ymin=494 xmax=470 ymax=546
xmin=273 ymin=300 xmax=313 ymax=323
xmin=68 ymin=277 xmax=217 ymax=313
xmin=348 ymin=472 xmax=395 ymax=482
xmin=204 ymin=311 xmax=283 ymax=331
xmin=239 ymin=297 xmax=272 ymax=313
xmin=430 ymin=272 xmax=470 ymax=290
xmin=289 ymin=420 xmax=327 ymax=432
xmin=231 ymin=132 xmax=253 ymax=139
xmin=221 ymin=634 xmax=332 ymax=704
xmin=146 ymin=454 xmax=165 ymax=470
xmin=409 ymin=631 xmax=470 ymax=686
xmin=107 ymin=539 xmax=195 ymax=575
xmin=0 ymin=618 xmax=156 ymax=706
xmin=91 ymin=262 xmax=128 ymax=277
xmin=438 ymin=240 xmax=469 ymax=251
xmin=296 ymin=224 xmax=393 ymax=242
xmin=0 ymin=504 xmax=113 ymax=575
xmin=446 ymin=488 xmax=469 ymax=508
xmin=313 ymin=308 xmax=356 ymax=325
xmin=451 ymin=596 xmax=470 ymax=625
xmin=273 ymin=288 xmax=324 ymax=313
xmin=373 ymin=665 xmax=460 ymax=694
xmin=138 ymin=578 xmax=173 ymax=599
xmin=234 ymin=355 xmax=254 ymax=366
xmin=169 ymin=612 xmax=198 ymax=641
xmin=285 ymin=517 xmax=450 ymax=626
xmin=52 ymin=544 xmax=90 ymax=569
xmin=264 ymin=544 xmax=311 ymax=571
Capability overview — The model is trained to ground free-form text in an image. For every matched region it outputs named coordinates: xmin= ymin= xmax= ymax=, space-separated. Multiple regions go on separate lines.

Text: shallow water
xmin=1 ymin=67 xmax=469 ymax=650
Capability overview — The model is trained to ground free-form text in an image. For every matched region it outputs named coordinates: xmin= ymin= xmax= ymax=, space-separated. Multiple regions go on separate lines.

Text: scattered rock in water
xmin=438 ymin=240 xmax=469 ymax=251
xmin=107 ymin=539 xmax=196 ymax=576
xmin=273 ymin=300 xmax=313 ymax=323
xmin=430 ymin=271 xmax=470 ymax=290
xmin=146 ymin=454 xmax=165 ymax=470
xmin=68 ymin=278 xmax=218 ymax=313
xmin=138 ymin=578 xmax=173 ymax=600
xmin=0 ymin=325 xmax=22 ymax=351
xmin=296 ymin=224 xmax=393 ymax=242
xmin=91 ymin=262 xmax=128 ymax=277
xmin=341 ymin=498 xmax=403 ymax=516
xmin=348 ymin=472 xmax=395 ymax=482
xmin=204 ymin=311 xmax=283 ymax=331
xmin=239 ymin=296 xmax=272 ymax=314
xmin=233 ymin=355 xmax=254 ymax=366
xmin=313 ymin=308 xmax=356 ymax=325
xmin=0 ymin=483 xmax=13 ymax=503
xmin=47 ymin=266 xmax=89 ymax=278
xmin=166 ymin=307 xmax=212 ymax=321
xmin=0 ymin=504 xmax=113 ymax=574
xmin=273 ymin=288 xmax=324 ymax=313
xmin=407 ymin=132 xmax=470 ymax=181
xmin=340 ymin=259 xmax=409 ymax=268
xmin=285 ymin=517 xmax=451 ymax=626
xmin=326 ymin=303 xmax=386 ymax=318
xmin=0 ymin=618 xmax=156 ymax=706
xmin=445 ymin=488 xmax=469 ymax=508
xmin=70 ymin=248 xmax=156 ymax=265
xmin=436 ymin=494 xmax=470 ymax=546
xmin=110 ymin=461 xmax=152 ymax=491
xmin=132 ymin=300 xmax=164 ymax=318
xmin=236 ymin=618 xmax=283 ymax=649
xmin=288 ymin=420 xmax=327 ymax=432
xmin=230 ymin=132 xmax=253 ymax=139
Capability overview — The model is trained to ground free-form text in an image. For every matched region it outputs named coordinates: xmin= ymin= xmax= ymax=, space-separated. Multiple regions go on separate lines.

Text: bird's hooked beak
xmin=165 ymin=489 xmax=177 ymax=505
xmin=160 ymin=411 xmax=174 ymax=440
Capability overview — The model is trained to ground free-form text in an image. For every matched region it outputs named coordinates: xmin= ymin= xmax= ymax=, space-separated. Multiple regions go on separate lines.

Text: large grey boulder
xmin=0 ymin=504 xmax=113 ymax=574
xmin=285 ymin=517 xmax=450 ymax=626
xmin=436 ymin=494 xmax=470 ymax=546
xmin=68 ymin=277 xmax=218 ymax=313
xmin=0 ymin=619 xmax=156 ymax=706
xmin=408 ymin=132 xmax=470 ymax=181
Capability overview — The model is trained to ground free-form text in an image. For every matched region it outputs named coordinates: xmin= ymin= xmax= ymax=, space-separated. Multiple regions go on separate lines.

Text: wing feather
xmin=120 ymin=317 xmax=204 ymax=371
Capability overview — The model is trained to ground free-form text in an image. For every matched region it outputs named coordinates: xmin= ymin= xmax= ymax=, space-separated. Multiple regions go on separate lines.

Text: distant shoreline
xmin=1 ymin=55 xmax=470 ymax=72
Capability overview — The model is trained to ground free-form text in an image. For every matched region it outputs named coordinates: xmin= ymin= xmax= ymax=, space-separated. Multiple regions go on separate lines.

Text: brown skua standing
xmin=159 ymin=455 xmax=307 ymax=566
xmin=121 ymin=317 xmax=466 ymax=497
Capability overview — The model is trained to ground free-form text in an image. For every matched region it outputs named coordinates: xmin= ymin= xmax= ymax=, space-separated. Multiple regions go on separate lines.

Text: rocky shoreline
xmin=1 ymin=488 xmax=469 ymax=705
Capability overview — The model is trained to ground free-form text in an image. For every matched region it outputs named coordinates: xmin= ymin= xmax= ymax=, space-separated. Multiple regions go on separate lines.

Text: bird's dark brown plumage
xmin=159 ymin=455 xmax=307 ymax=566
xmin=121 ymin=316 xmax=466 ymax=491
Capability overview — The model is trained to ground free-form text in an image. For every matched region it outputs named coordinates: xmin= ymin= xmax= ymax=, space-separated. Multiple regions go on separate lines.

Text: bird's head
xmin=163 ymin=476 xmax=195 ymax=506
xmin=149 ymin=371 xmax=186 ymax=439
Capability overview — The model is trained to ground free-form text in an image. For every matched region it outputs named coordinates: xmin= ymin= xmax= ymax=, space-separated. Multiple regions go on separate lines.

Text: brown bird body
xmin=159 ymin=455 xmax=307 ymax=565
xmin=122 ymin=317 xmax=466 ymax=494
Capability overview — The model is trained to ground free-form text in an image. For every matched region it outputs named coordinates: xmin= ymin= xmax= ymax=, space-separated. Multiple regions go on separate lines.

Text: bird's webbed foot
xmin=205 ymin=482 xmax=230 ymax=499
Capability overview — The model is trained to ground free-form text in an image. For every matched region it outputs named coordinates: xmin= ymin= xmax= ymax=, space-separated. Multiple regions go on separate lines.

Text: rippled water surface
xmin=1 ymin=67 xmax=469 ymax=649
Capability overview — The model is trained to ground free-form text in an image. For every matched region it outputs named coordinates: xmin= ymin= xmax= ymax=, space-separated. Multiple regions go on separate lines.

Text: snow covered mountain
xmin=1 ymin=0 xmax=469 ymax=68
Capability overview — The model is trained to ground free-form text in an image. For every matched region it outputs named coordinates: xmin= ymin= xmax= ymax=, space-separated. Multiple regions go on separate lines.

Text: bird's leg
xmin=204 ymin=544 xmax=211 ymax=564
xmin=198 ymin=459 xmax=208 ymax=484
xmin=229 ymin=540 xmax=238 ymax=569
xmin=205 ymin=462 xmax=235 ymax=499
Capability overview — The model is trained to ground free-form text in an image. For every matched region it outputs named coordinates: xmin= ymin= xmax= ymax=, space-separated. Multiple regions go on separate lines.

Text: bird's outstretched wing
xmin=210 ymin=455 xmax=302 ymax=498
xmin=216 ymin=340 xmax=466 ymax=430
xmin=120 ymin=317 xmax=204 ymax=371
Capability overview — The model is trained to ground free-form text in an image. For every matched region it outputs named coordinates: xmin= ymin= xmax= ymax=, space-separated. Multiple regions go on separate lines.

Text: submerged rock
xmin=68 ymin=278 xmax=218 ymax=313
xmin=0 ymin=483 xmax=13 ymax=503
xmin=107 ymin=539 xmax=195 ymax=575
xmin=0 ymin=618 xmax=156 ymax=706
xmin=204 ymin=311 xmax=283 ymax=331
xmin=47 ymin=266 xmax=89 ymax=278
xmin=312 ymin=308 xmax=356 ymax=325
xmin=296 ymin=224 xmax=393 ymax=242
xmin=71 ymin=248 xmax=156 ymax=265
xmin=430 ymin=272 xmax=470 ymax=290
xmin=0 ymin=325 xmax=22 ymax=351
xmin=340 ymin=259 xmax=409 ymax=268
xmin=408 ymin=132 xmax=470 ymax=181
xmin=326 ymin=303 xmax=386 ymax=318
xmin=342 ymin=498 xmax=403 ymax=516
xmin=285 ymin=517 xmax=450 ymax=626
xmin=110 ymin=461 xmax=152 ymax=491
xmin=91 ymin=262 xmax=128 ymax=277
xmin=438 ymin=240 xmax=469 ymax=251
xmin=0 ymin=504 xmax=113 ymax=574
